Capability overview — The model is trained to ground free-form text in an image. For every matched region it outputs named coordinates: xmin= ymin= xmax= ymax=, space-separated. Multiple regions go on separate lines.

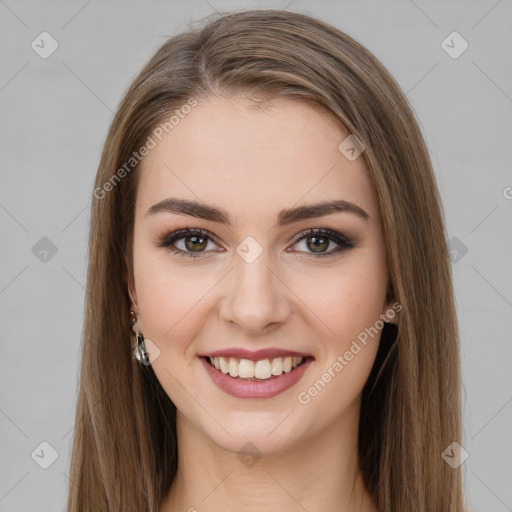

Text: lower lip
xmin=200 ymin=356 xmax=314 ymax=399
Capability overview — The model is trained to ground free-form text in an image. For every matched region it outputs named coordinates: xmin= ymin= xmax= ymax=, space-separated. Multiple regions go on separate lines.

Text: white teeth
xmin=208 ymin=355 xmax=304 ymax=380
xmin=271 ymin=357 xmax=283 ymax=375
xmin=228 ymin=358 xmax=238 ymax=377
xmin=238 ymin=359 xmax=255 ymax=378
xmin=219 ymin=357 xmax=230 ymax=374
xmin=254 ymin=359 xmax=272 ymax=379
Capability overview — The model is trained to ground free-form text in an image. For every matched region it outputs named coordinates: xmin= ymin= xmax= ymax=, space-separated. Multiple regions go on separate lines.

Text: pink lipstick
xmin=200 ymin=355 xmax=314 ymax=399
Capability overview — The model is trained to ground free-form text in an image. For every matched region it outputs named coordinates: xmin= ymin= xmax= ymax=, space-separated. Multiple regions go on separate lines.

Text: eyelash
xmin=156 ymin=227 xmax=356 ymax=260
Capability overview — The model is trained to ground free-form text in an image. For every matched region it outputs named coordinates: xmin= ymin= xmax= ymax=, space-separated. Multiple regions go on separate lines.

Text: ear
xmin=381 ymin=299 xmax=401 ymax=326
xmin=123 ymin=250 xmax=138 ymax=306
xmin=125 ymin=269 xmax=143 ymax=332
xmin=127 ymin=277 xmax=138 ymax=310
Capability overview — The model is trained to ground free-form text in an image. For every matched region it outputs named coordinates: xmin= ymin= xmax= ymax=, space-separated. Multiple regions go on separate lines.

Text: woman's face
xmin=129 ymin=95 xmax=394 ymax=454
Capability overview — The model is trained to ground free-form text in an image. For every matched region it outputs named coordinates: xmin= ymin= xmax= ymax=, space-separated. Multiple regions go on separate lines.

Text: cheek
xmin=292 ymin=250 xmax=388 ymax=347
xmin=293 ymin=257 xmax=386 ymax=419
xmin=133 ymin=243 xmax=219 ymax=346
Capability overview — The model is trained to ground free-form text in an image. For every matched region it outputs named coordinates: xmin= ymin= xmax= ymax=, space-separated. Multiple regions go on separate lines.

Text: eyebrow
xmin=145 ymin=197 xmax=370 ymax=226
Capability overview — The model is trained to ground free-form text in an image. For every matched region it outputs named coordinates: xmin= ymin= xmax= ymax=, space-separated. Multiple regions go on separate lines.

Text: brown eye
xmin=289 ymin=228 xmax=356 ymax=258
xmin=305 ymin=234 xmax=330 ymax=253
xmin=183 ymin=234 xmax=208 ymax=252
xmin=157 ymin=227 xmax=355 ymax=259
xmin=157 ymin=228 xmax=221 ymax=258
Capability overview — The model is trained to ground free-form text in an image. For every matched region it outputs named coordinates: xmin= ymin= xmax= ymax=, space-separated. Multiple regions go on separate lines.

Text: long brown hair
xmin=67 ymin=9 xmax=466 ymax=511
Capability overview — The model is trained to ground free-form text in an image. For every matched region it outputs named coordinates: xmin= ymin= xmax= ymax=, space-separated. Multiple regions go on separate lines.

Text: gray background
xmin=1 ymin=0 xmax=511 ymax=510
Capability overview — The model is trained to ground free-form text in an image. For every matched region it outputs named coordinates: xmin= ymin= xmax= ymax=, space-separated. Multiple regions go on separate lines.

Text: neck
xmin=161 ymin=397 xmax=377 ymax=512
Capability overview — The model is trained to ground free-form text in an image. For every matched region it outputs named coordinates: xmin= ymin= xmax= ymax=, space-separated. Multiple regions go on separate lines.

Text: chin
xmin=193 ymin=405 xmax=311 ymax=456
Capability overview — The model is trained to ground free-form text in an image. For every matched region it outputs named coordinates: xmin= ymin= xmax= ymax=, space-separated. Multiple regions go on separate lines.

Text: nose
xmin=218 ymin=249 xmax=292 ymax=335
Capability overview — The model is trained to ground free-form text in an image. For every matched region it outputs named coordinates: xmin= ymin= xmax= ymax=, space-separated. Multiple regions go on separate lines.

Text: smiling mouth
xmin=203 ymin=355 xmax=312 ymax=382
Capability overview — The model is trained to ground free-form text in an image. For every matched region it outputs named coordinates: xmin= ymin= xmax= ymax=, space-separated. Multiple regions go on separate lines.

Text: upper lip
xmin=200 ymin=348 xmax=313 ymax=361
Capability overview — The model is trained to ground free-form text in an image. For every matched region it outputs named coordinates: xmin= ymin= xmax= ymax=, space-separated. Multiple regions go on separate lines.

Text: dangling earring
xmin=133 ymin=332 xmax=150 ymax=365
xmin=130 ymin=310 xmax=150 ymax=365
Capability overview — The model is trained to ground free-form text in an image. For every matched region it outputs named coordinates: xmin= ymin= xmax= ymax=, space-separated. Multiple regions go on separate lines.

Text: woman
xmin=67 ymin=9 xmax=467 ymax=512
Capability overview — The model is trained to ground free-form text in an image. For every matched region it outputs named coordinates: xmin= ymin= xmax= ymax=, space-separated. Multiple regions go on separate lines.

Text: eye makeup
xmin=155 ymin=226 xmax=357 ymax=260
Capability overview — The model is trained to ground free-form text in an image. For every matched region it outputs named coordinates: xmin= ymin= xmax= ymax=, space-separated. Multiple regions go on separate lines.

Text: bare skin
xmin=128 ymin=95 xmax=397 ymax=512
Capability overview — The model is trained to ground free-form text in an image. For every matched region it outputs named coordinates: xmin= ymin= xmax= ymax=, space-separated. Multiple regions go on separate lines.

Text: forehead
xmin=136 ymin=96 xmax=379 ymax=224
